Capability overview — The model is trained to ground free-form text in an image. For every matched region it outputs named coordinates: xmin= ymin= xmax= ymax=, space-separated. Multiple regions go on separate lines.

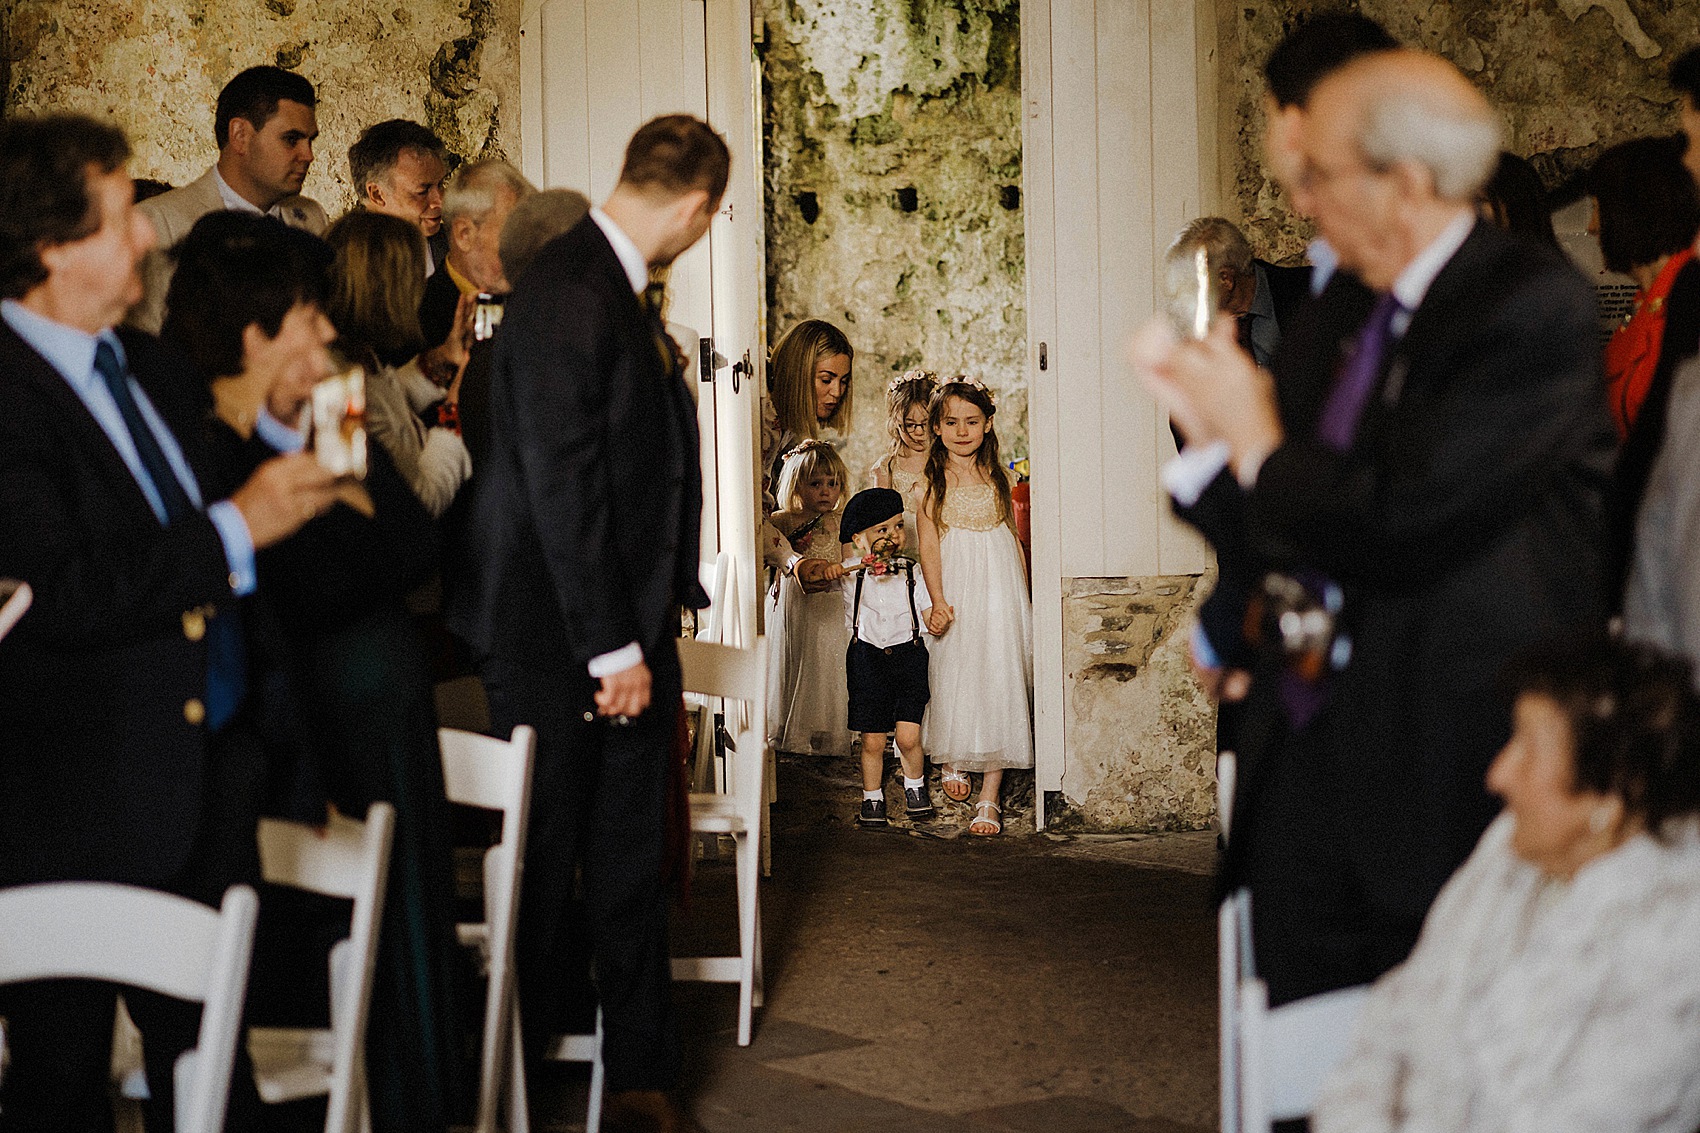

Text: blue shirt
xmin=2 ymin=300 xmax=256 ymax=595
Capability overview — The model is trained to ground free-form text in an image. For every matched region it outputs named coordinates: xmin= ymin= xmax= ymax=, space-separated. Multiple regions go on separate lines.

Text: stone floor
xmin=532 ymin=756 xmax=1220 ymax=1132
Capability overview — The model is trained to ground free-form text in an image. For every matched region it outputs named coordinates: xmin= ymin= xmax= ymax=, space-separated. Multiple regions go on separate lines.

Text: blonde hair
xmin=886 ymin=370 xmax=937 ymax=450
xmin=324 ymin=210 xmax=426 ymax=368
xmin=923 ymin=379 xmax=1013 ymax=532
xmin=775 ymin=438 xmax=850 ymax=514
xmin=769 ymin=319 xmax=854 ymax=439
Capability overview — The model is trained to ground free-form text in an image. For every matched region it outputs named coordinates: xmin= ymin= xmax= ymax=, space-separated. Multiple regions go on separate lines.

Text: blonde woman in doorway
xmin=762 ymin=319 xmax=854 ymax=582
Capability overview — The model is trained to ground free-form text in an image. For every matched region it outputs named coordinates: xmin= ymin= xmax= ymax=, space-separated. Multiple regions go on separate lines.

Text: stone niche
xmin=1217 ymin=0 xmax=1700 ymax=262
xmin=4 ymin=0 xmax=521 ymax=212
xmin=757 ymin=0 xmax=1026 ymax=485
xmin=1056 ymin=576 xmax=1217 ymax=832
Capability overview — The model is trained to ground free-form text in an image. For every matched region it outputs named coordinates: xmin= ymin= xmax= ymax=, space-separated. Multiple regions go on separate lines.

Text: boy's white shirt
xmin=841 ymin=559 xmax=934 ymax=648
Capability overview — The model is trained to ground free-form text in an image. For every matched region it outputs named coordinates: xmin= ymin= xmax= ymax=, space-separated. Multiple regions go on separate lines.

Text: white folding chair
xmin=673 ymin=636 xmax=768 ymax=1046
xmin=1220 ymin=888 xmax=1370 ymax=1132
xmin=247 ymin=803 xmax=394 ymax=1133
xmin=690 ymin=552 xmax=736 ymax=794
xmin=0 ymin=578 xmax=30 ymax=642
xmin=437 ymin=725 xmax=546 ymax=1133
xmin=0 ymin=881 xmax=258 ymax=1133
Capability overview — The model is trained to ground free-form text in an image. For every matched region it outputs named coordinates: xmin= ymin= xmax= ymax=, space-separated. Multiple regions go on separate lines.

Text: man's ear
xmin=1391 ymin=159 xmax=1436 ymax=207
xmin=674 ymin=188 xmax=711 ymax=225
xmin=225 ymin=116 xmax=254 ymax=157
xmin=363 ymin=180 xmax=386 ymax=208
xmin=451 ymin=215 xmax=477 ymax=253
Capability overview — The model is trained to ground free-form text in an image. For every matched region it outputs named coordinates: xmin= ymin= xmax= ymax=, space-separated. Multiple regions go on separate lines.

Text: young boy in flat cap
xmin=838 ymin=487 xmax=945 ymax=827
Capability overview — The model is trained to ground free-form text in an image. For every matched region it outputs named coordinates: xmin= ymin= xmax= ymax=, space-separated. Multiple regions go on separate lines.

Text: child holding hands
xmin=766 ymin=439 xmax=856 ymax=757
xmin=837 ymin=488 xmax=948 ymax=827
xmin=918 ymin=378 xmax=1033 ymax=835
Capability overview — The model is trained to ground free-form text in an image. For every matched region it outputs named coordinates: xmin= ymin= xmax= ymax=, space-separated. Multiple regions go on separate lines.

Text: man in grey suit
xmin=130 ymin=65 xmax=328 ymax=333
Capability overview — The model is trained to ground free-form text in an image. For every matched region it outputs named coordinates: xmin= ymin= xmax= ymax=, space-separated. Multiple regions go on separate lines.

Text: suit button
xmin=182 ymin=609 xmax=206 ymax=642
xmin=184 ymin=698 xmax=206 ymax=726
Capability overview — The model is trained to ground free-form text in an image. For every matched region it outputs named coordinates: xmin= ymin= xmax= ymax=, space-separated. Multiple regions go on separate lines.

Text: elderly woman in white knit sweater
xmin=1314 ymin=636 xmax=1700 ymax=1133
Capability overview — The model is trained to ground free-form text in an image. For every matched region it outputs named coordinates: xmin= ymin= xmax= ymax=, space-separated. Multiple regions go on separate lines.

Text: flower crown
xmin=887 ymin=370 xmax=938 ymax=395
xmin=782 ymin=437 xmax=837 ymax=463
xmin=941 ymin=374 xmax=996 ymax=406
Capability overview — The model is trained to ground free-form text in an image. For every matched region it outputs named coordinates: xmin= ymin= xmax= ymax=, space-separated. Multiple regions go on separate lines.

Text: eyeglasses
xmin=901 ymin=421 xmax=929 ymax=434
xmin=1294 ymin=155 xmax=1378 ymax=195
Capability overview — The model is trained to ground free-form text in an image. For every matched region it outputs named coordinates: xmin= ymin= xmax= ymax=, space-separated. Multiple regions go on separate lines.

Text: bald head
xmin=1316 ymin=50 xmax=1502 ymax=204
xmin=1298 ymin=50 xmax=1500 ymax=290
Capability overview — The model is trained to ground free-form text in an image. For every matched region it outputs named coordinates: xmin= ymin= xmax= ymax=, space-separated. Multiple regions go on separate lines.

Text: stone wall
xmin=756 ymin=0 xmax=1026 ymax=485
xmin=1055 ymin=575 xmax=1217 ymax=832
xmin=4 ymin=0 xmax=520 ymax=213
xmin=1217 ymin=0 xmax=1700 ymax=262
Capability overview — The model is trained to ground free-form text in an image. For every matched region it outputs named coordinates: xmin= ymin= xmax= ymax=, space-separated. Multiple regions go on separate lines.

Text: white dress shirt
xmin=842 ymin=561 xmax=934 ymax=650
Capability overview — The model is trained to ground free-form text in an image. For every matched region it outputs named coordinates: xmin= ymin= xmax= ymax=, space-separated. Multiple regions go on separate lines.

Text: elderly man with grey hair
xmin=1166 ymin=216 xmax=1311 ymax=368
xmin=420 ymin=159 xmax=536 ymax=346
xmin=1134 ymin=49 xmax=1612 ymax=1006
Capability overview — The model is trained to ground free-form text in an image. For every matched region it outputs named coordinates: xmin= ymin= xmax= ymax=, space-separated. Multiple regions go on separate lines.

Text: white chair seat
xmin=247 ymin=1029 xmax=336 ymax=1103
xmin=673 ymin=637 xmax=768 ymax=1046
xmin=251 ymin=805 xmax=393 ymax=1133
xmin=0 ymin=881 xmax=258 ymax=1133
xmin=439 ymin=726 xmax=548 ymax=1133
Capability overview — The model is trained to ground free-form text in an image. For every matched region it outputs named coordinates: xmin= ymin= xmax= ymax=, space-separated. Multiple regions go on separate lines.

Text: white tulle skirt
xmin=925 ymin=524 xmax=1033 ymax=771
xmin=765 ymin=572 xmax=855 ymax=756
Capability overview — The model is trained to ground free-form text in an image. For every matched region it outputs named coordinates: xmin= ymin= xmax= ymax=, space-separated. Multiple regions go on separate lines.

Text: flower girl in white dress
xmin=869 ymin=370 xmax=936 ymax=559
xmin=917 ymin=378 xmax=1033 ymax=834
xmin=766 ymin=439 xmax=856 ymax=756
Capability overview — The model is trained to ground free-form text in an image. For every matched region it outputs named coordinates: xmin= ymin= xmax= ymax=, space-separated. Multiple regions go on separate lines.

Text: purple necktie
xmin=1316 ymin=292 xmax=1402 ymax=450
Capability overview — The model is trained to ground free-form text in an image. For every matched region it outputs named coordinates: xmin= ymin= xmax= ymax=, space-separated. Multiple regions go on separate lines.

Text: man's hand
xmin=795 ymin=557 xmax=839 ymax=593
xmin=1189 ymin=637 xmax=1251 ymax=702
xmin=595 ymin=660 xmax=653 ymax=719
xmin=230 ymin=453 xmax=342 ymax=549
xmin=1129 ymin=316 xmax=1283 ymax=484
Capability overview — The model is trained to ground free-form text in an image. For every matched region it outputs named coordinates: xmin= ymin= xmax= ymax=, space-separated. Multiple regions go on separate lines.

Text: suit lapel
xmin=0 ymin=323 xmax=169 ymax=520
xmin=1356 ymin=222 xmax=1499 ymax=447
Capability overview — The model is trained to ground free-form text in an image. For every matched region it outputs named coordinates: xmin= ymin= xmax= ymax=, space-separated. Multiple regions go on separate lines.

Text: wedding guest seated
xmin=1314 ymin=634 xmax=1700 ymax=1133
xmin=324 ymin=210 xmax=473 ymax=517
xmin=161 ymin=210 xmax=467 ymax=1131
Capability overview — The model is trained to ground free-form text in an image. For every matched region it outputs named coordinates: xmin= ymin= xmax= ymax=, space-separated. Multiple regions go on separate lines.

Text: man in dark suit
xmin=449 ymin=115 xmax=724 ymax=1132
xmin=0 ymin=114 xmax=340 ymax=1131
xmin=1136 ymin=51 xmax=1612 ymax=1006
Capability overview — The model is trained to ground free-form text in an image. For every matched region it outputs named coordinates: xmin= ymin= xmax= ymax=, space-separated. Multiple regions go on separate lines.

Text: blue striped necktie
xmin=93 ymin=340 xmax=245 ymax=730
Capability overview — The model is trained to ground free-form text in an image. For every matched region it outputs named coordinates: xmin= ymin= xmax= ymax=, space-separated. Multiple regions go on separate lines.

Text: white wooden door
xmin=1022 ymin=0 xmax=1217 ymax=825
xmin=519 ymin=0 xmax=764 ymax=648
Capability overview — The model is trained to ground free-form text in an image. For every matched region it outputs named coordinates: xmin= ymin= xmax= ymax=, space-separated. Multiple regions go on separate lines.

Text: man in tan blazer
xmin=129 ymin=65 xmax=328 ymax=333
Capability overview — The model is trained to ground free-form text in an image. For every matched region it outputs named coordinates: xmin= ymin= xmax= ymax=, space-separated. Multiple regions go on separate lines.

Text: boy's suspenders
xmin=851 ymin=560 xmax=923 ymax=645
xmin=852 ymin=571 xmax=865 ymax=641
xmin=904 ymin=561 xmax=921 ymax=643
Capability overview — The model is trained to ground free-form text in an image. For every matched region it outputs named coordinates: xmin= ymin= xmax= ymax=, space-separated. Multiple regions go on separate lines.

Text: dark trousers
xmin=482 ymin=640 xmax=682 ymax=1099
xmin=0 ymin=725 xmax=266 ymax=1133
xmin=1231 ymin=726 xmax=1424 ymax=1008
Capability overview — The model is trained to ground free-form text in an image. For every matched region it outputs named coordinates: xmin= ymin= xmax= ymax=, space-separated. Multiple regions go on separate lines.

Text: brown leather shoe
xmin=601 ymin=1089 xmax=704 ymax=1133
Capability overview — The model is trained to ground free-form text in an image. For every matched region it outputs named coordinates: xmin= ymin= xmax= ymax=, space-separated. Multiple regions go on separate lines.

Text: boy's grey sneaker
xmin=858 ymin=798 xmax=889 ymax=828
xmin=902 ymin=783 xmax=934 ymax=821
